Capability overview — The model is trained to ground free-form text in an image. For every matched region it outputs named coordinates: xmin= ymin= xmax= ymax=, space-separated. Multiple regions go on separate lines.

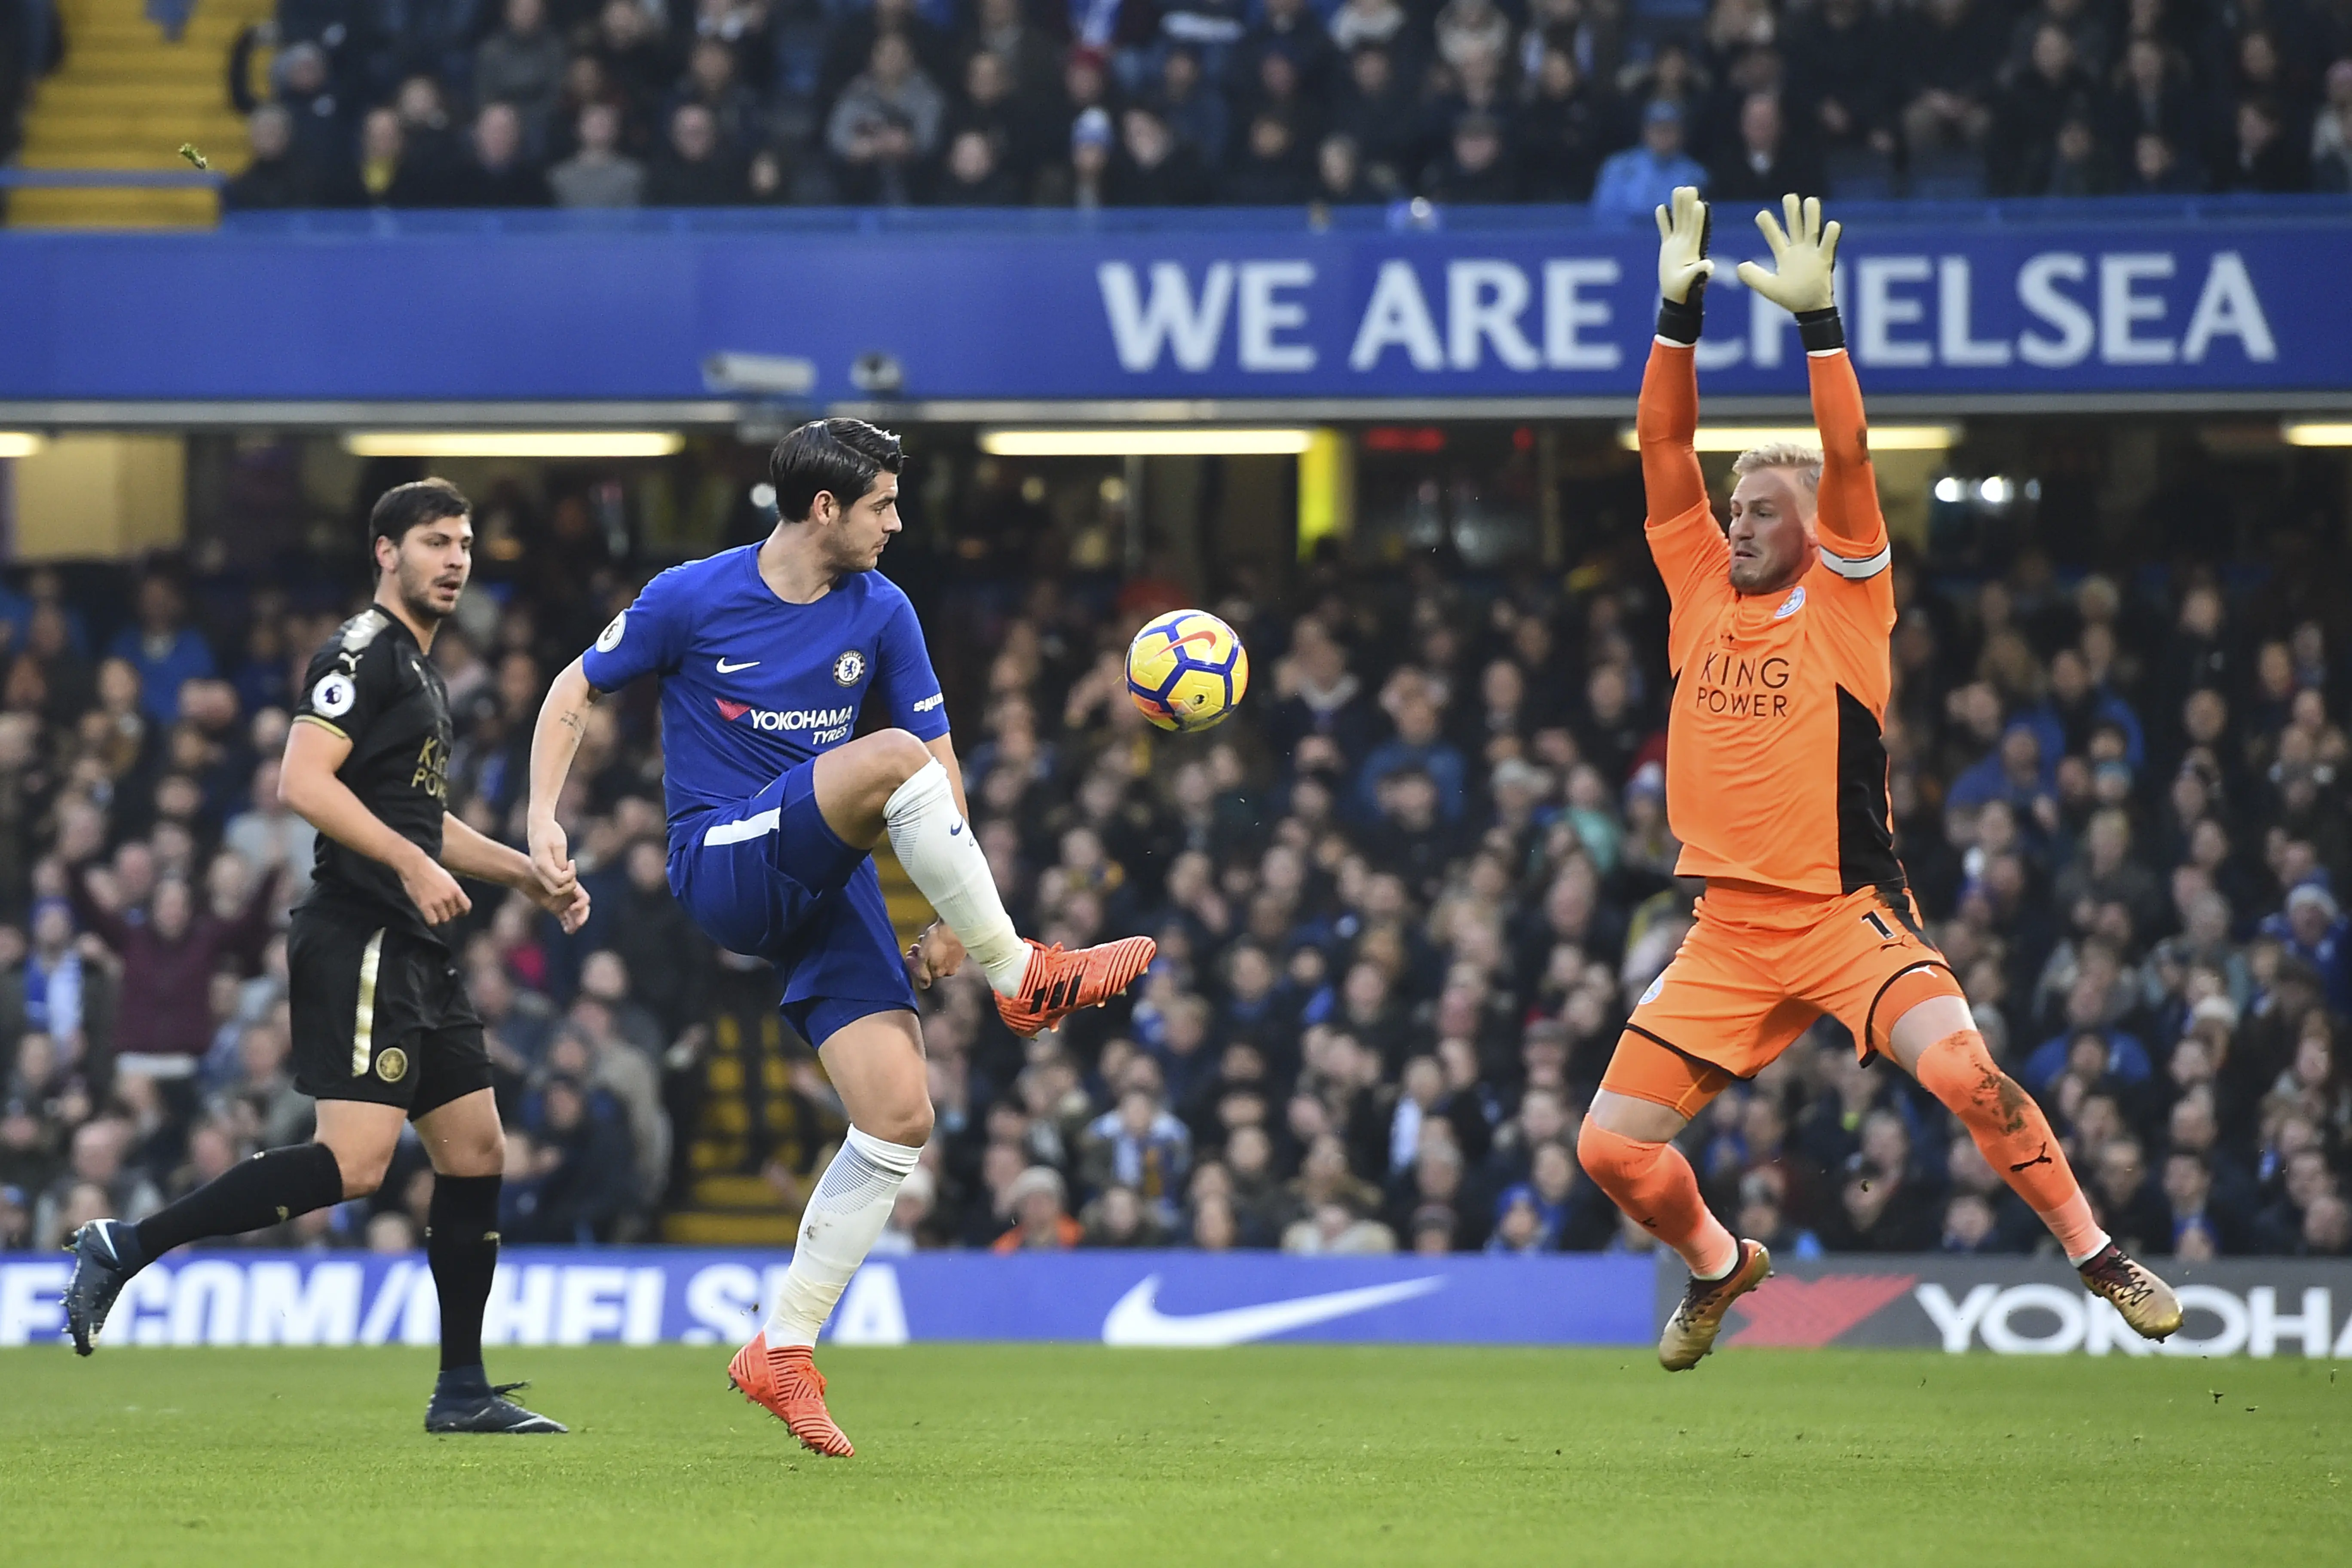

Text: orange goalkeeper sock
xmin=1914 ymin=1029 xmax=2109 ymax=1264
xmin=1577 ymin=1120 xmax=1739 ymax=1278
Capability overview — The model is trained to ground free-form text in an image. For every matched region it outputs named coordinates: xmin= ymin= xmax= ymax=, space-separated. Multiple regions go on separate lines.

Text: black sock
xmin=132 ymin=1143 xmax=345 ymax=1265
xmin=428 ymin=1173 xmax=502 ymax=1374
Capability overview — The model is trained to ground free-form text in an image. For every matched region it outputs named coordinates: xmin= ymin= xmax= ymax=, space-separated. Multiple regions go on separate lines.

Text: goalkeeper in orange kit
xmin=1577 ymin=189 xmax=2184 ymax=1369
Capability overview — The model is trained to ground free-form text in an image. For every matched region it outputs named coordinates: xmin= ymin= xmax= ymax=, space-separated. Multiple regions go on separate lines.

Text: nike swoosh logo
xmin=948 ymin=821 xmax=964 ymax=836
xmin=715 ymin=658 xmax=760 ymax=673
xmin=1100 ymin=1274 xmax=1445 ymax=1346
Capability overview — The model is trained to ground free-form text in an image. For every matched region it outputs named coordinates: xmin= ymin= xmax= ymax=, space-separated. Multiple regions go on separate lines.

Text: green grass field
xmin=2 ymin=1345 xmax=2345 ymax=1566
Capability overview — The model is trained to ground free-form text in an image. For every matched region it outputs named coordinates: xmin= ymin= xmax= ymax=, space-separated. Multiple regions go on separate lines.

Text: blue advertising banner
xmin=0 ymin=1249 xmax=1654 ymax=1349
xmin=0 ymin=201 xmax=2344 ymax=407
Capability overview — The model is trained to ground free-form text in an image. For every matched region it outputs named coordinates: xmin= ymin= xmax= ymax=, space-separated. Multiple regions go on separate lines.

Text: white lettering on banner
xmin=1350 ymin=261 xmax=1445 ymax=371
xmin=1544 ymin=259 xmax=1620 ymax=369
xmin=2162 ymin=1284 xmax=2250 ymax=1356
xmin=1976 ymin=1283 xmax=2085 ymax=1354
xmin=2082 ymin=1295 xmax=2156 ymax=1356
xmin=2249 ymin=1286 xmax=2331 ymax=1358
xmin=1937 ymin=256 xmax=2012 ymax=367
xmin=2100 ymin=253 xmax=2177 ymax=364
xmin=0 ymin=1262 xmax=67 ymax=1345
xmin=401 ymin=1265 xmax=441 ymax=1344
xmin=625 ymin=1268 xmax=666 ymax=1344
xmin=1856 ymin=256 xmax=1933 ymax=368
xmin=2018 ymin=253 xmax=2096 ymax=367
xmin=358 ymin=1258 xmax=415 ymax=1343
xmin=171 ymin=1260 xmax=246 ymax=1346
xmin=1447 ymin=260 xmax=1542 ymax=371
xmin=122 ymin=1265 xmax=174 ymax=1344
xmin=830 ymin=1265 xmax=910 ymax=1345
xmin=484 ymin=1263 xmax=557 ymax=1346
xmin=556 ymin=1266 xmax=632 ymax=1344
xmin=1236 ymin=261 xmax=1314 ymax=371
xmin=2182 ymin=252 xmax=2278 ymax=363
xmin=1914 ymin=1282 xmax=1998 ymax=1352
xmin=1097 ymin=261 xmax=1234 ymax=371
xmin=684 ymin=1263 xmax=760 ymax=1344
xmin=245 ymin=1262 xmax=361 ymax=1345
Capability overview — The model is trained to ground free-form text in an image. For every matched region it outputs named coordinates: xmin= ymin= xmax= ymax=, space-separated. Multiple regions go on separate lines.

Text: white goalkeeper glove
xmin=1654 ymin=185 xmax=1713 ymax=306
xmin=1652 ymin=185 xmax=1712 ymax=344
xmin=1736 ymin=192 xmax=1841 ymax=315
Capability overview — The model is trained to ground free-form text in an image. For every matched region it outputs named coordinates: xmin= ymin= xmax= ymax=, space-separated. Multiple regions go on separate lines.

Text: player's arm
xmin=1735 ymin=193 xmax=1887 ymax=573
xmin=281 ymin=717 xmax=471 ymax=925
xmin=442 ymin=810 xmax=590 ymax=934
xmin=1642 ymin=186 xmax=1729 ymax=601
xmin=524 ymin=654 xmax=602 ymax=897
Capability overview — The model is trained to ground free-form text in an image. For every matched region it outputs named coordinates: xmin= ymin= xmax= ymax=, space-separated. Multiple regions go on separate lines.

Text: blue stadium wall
xmin=3 ymin=1251 xmax=2350 ymax=1355
xmin=0 ymin=199 xmax=2347 ymax=412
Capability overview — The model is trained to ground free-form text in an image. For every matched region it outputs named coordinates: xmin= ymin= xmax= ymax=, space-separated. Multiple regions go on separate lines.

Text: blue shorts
xmin=668 ymin=760 xmax=916 ymax=1049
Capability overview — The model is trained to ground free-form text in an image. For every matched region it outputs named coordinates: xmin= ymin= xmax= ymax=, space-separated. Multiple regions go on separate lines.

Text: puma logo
xmin=2009 ymin=1142 xmax=2054 ymax=1173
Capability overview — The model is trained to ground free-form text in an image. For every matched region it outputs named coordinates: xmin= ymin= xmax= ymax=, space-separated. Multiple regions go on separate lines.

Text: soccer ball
xmin=1125 ymin=609 xmax=1249 ymax=733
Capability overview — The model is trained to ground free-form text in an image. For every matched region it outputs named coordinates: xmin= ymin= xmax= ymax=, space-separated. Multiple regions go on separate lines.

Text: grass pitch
xmin=2 ymin=1344 xmax=2344 ymax=1566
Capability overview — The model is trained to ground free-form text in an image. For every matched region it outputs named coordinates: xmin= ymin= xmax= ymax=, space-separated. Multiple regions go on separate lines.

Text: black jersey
xmin=290 ymin=605 xmax=454 ymax=943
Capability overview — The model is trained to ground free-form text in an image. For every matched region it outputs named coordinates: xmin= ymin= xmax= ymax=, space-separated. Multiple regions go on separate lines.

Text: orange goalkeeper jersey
xmin=1638 ymin=339 xmax=1901 ymax=898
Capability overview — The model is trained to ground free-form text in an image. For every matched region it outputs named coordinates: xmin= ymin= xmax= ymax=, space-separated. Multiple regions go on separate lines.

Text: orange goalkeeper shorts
xmin=1619 ymin=881 xmax=1961 ymax=1083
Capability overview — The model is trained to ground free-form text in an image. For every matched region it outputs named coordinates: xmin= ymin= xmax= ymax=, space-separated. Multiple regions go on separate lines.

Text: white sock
xmin=883 ymin=759 xmax=1032 ymax=998
xmin=763 ymin=1127 xmax=925 ymax=1347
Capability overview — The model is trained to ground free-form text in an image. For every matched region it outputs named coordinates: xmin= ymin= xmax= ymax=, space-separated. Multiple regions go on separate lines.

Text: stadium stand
xmin=0 ymin=436 xmax=2346 ymax=1266
xmin=9 ymin=0 xmax=2352 ymax=221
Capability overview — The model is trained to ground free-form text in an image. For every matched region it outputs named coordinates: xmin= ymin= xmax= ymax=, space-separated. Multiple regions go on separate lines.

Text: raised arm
xmin=281 ymin=717 xmax=471 ymax=926
xmin=1641 ymin=184 xmax=1712 ymax=525
xmin=1806 ymin=346 xmax=1886 ymax=566
xmin=524 ymin=654 xmax=601 ymax=897
xmin=1735 ymin=193 xmax=1888 ymax=573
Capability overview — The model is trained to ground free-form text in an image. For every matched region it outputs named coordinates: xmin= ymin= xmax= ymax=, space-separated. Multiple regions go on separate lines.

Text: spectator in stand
xmin=1590 ymin=99 xmax=1706 ymax=218
xmin=932 ymin=127 xmax=1021 ymax=202
xmin=1329 ymin=45 xmax=1417 ymax=193
xmin=1785 ymin=0 xmax=1893 ymax=157
xmin=1897 ymin=0 xmax=2006 ymax=159
xmin=1221 ymin=110 xmax=1312 ymax=203
xmin=1422 ymin=111 xmax=1517 ymax=202
xmin=1312 ymin=133 xmax=1376 ymax=202
xmin=453 ymin=102 xmax=552 ymax=206
xmin=991 ymin=1165 xmax=1082 ymax=1250
xmin=594 ymin=0 xmax=680 ymax=129
xmin=474 ymin=0 xmax=568 ymax=152
xmin=550 ymin=100 xmax=647 ymax=207
xmin=222 ymin=104 xmax=315 ymax=211
xmin=1991 ymin=23 xmax=2100 ymax=193
xmin=2262 ymin=882 xmax=2352 ymax=1014
xmin=671 ymin=37 xmax=766 ymax=156
xmin=1515 ymin=47 xmax=1608 ymax=201
xmin=649 ymin=102 xmax=749 ymax=204
xmin=1111 ymin=106 xmax=1212 ymax=204
xmin=1707 ymin=90 xmax=1818 ymax=203
xmin=827 ymin=33 xmax=944 ymax=205
xmin=2221 ymin=95 xmax=2311 ymax=190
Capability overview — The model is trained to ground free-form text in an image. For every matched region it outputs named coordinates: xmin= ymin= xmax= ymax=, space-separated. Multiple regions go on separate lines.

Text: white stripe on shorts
xmin=704 ymin=807 xmax=782 ymax=847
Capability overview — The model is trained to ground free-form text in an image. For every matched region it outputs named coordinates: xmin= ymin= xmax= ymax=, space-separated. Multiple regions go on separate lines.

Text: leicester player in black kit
xmin=61 ymin=480 xmax=591 ymax=1433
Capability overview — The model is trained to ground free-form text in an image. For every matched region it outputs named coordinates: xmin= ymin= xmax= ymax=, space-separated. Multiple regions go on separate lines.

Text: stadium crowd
xmin=0 ymin=459 xmax=2348 ymax=1267
xmin=0 ymin=0 xmax=2329 ymax=209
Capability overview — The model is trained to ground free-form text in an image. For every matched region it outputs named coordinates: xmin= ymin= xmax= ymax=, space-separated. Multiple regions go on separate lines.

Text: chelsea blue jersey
xmin=580 ymin=546 xmax=948 ymax=833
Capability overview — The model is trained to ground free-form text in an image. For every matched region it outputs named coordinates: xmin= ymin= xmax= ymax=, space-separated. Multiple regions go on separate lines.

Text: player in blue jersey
xmin=524 ymin=418 xmax=1155 ymax=1457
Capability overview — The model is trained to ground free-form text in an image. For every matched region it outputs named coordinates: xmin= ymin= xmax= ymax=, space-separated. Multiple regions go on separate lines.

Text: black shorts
xmin=288 ymin=906 xmax=490 ymax=1118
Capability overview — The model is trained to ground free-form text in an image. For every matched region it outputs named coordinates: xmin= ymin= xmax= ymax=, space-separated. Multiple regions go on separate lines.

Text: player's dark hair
xmin=768 ymin=419 xmax=901 ymax=524
xmin=369 ymin=479 xmax=471 ymax=570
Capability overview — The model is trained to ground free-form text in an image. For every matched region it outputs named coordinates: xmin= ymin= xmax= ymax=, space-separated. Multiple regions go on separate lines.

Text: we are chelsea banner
xmin=0 ymin=204 xmax=2337 ymax=404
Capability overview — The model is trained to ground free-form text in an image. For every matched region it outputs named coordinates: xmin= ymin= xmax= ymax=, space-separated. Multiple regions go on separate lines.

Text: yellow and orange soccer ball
xmin=1124 ymin=609 xmax=1249 ymax=733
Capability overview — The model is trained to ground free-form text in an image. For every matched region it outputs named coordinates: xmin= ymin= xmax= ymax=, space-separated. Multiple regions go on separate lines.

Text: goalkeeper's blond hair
xmin=1730 ymin=441 xmax=1822 ymax=494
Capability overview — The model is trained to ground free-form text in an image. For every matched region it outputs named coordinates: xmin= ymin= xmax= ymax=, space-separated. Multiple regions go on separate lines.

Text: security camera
xmin=702 ymin=352 xmax=817 ymax=397
xmin=851 ymin=352 xmax=904 ymax=396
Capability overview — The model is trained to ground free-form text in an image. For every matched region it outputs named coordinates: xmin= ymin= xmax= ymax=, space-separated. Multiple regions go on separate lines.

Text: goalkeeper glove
xmin=1652 ymin=185 xmax=1713 ymax=345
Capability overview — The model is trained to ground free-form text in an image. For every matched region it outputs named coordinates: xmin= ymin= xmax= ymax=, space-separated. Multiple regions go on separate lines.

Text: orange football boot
xmin=728 ymin=1332 xmax=854 ymax=1457
xmin=994 ymin=935 xmax=1157 ymax=1038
